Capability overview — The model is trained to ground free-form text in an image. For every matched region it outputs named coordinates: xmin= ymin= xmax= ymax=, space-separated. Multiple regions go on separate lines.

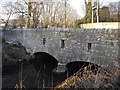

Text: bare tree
xmin=108 ymin=2 xmax=119 ymax=22
xmin=2 ymin=0 xmax=79 ymax=28
xmin=2 ymin=2 xmax=17 ymax=29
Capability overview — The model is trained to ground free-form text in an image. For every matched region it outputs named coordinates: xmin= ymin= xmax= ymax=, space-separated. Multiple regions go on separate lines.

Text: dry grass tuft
xmin=55 ymin=64 xmax=120 ymax=88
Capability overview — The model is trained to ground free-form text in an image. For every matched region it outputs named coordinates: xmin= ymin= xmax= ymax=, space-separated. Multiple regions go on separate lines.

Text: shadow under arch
xmin=66 ymin=61 xmax=99 ymax=77
xmin=31 ymin=52 xmax=58 ymax=74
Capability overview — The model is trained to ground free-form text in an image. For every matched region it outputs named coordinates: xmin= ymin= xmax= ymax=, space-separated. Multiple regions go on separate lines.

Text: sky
xmin=0 ymin=0 xmax=120 ymax=20
xmin=69 ymin=0 xmax=86 ymax=18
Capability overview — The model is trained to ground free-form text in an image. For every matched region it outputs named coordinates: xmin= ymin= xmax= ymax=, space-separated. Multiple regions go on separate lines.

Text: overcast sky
xmin=0 ymin=0 xmax=119 ymax=20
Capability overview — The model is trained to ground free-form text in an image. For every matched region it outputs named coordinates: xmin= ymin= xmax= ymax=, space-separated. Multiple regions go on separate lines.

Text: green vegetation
xmin=74 ymin=1 xmax=96 ymax=28
xmin=74 ymin=2 xmax=119 ymax=28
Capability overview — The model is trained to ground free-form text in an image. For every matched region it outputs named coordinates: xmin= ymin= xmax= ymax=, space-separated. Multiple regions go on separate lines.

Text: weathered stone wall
xmin=0 ymin=29 xmax=2 ymax=89
xmin=118 ymin=30 xmax=120 ymax=61
xmin=2 ymin=28 xmax=120 ymax=72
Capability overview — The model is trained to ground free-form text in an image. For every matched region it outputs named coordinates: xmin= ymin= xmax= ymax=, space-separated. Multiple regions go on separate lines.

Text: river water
xmin=2 ymin=63 xmax=67 ymax=88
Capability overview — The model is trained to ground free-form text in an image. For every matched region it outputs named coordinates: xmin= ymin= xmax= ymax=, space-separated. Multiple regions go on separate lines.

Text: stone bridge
xmin=2 ymin=28 xmax=120 ymax=72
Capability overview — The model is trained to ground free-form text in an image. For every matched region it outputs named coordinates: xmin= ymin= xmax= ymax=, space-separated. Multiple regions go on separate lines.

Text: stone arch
xmin=31 ymin=52 xmax=58 ymax=74
xmin=66 ymin=61 xmax=99 ymax=77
